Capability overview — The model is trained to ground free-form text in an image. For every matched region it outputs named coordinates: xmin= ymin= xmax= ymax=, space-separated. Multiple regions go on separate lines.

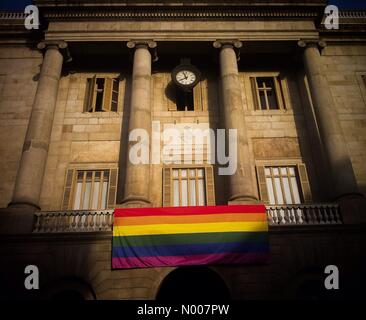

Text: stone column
xmin=213 ymin=40 xmax=258 ymax=204
xmin=298 ymin=41 xmax=360 ymax=199
xmin=9 ymin=41 xmax=67 ymax=210
xmin=121 ymin=41 xmax=156 ymax=207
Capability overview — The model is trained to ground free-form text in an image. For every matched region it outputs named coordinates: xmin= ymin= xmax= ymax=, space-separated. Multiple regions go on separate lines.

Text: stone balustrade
xmin=33 ymin=210 xmax=114 ymax=233
xmin=266 ymin=203 xmax=342 ymax=226
xmin=32 ymin=204 xmax=342 ymax=233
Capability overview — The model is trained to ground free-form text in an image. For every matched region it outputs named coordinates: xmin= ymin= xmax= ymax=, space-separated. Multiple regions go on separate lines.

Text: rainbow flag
xmin=112 ymin=205 xmax=269 ymax=269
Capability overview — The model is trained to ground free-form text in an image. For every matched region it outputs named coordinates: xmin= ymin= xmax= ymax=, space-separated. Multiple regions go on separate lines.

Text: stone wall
xmin=0 ymin=227 xmax=363 ymax=300
xmin=2 ymin=43 xmax=366 ymax=209
xmin=0 ymin=46 xmax=41 ymax=208
xmin=321 ymin=44 xmax=366 ymax=196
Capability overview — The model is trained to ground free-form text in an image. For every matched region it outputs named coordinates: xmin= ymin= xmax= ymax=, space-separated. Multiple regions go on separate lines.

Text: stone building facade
xmin=0 ymin=0 xmax=365 ymax=300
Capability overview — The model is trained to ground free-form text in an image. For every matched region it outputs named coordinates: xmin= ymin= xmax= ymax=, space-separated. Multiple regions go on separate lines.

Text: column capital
xmin=213 ymin=40 xmax=243 ymax=49
xmin=37 ymin=40 xmax=72 ymax=62
xmin=127 ymin=40 xmax=158 ymax=61
xmin=213 ymin=40 xmax=242 ymax=61
xmin=297 ymin=39 xmax=327 ymax=51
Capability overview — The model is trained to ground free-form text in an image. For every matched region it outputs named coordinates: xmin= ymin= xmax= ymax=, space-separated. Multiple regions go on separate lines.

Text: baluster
xmin=279 ymin=207 xmax=286 ymax=224
xmin=71 ymin=212 xmax=77 ymax=230
xmin=327 ymin=205 xmax=335 ymax=224
xmin=274 ymin=207 xmax=280 ymax=225
xmin=294 ymin=206 xmax=301 ymax=224
xmin=317 ymin=206 xmax=324 ymax=224
xmin=95 ymin=212 xmax=101 ymax=230
xmin=334 ymin=205 xmax=342 ymax=224
xmin=323 ymin=206 xmax=330 ymax=224
xmin=84 ymin=212 xmax=89 ymax=230
xmin=271 ymin=208 xmax=276 ymax=225
xmin=77 ymin=212 xmax=83 ymax=230
xmin=307 ymin=206 xmax=314 ymax=224
xmin=90 ymin=212 xmax=94 ymax=230
xmin=290 ymin=206 xmax=299 ymax=224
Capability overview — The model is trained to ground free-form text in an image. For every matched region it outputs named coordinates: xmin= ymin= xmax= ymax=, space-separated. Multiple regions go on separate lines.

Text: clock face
xmin=175 ymin=70 xmax=197 ymax=86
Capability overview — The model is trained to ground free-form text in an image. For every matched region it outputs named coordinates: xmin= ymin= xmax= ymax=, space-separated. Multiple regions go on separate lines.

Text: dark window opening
xmin=95 ymin=78 xmax=105 ymax=112
xmin=256 ymin=77 xmax=279 ymax=110
xmin=176 ymin=89 xmax=194 ymax=111
xmin=156 ymin=266 xmax=230 ymax=301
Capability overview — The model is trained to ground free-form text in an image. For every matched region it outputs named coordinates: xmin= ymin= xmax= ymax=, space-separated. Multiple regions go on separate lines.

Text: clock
xmin=172 ymin=62 xmax=200 ymax=91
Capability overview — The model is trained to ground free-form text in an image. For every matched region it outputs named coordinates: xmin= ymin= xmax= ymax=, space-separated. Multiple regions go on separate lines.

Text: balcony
xmin=33 ymin=210 xmax=114 ymax=233
xmin=266 ymin=204 xmax=342 ymax=226
xmin=32 ymin=203 xmax=342 ymax=233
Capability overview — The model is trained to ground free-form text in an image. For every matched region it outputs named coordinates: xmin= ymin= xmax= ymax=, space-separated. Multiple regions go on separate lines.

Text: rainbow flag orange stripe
xmin=112 ymin=205 xmax=269 ymax=269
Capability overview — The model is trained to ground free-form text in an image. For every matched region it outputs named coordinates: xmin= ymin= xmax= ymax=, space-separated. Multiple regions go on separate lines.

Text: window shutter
xmin=85 ymin=76 xmax=97 ymax=112
xmin=193 ymin=82 xmax=202 ymax=111
xmin=256 ymin=166 xmax=269 ymax=204
xmin=297 ymin=164 xmax=312 ymax=203
xmin=250 ymin=77 xmax=259 ymax=110
xmin=102 ymin=78 xmax=113 ymax=112
xmin=274 ymin=77 xmax=285 ymax=110
xmin=205 ymin=166 xmax=216 ymax=205
xmin=163 ymin=167 xmax=172 ymax=207
xmin=110 ymin=78 xmax=119 ymax=112
xmin=107 ymin=168 xmax=118 ymax=209
xmin=62 ymin=169 xmax=75 ymax=210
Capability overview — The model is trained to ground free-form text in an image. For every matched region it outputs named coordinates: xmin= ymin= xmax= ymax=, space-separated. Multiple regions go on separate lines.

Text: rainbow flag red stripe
xmin=112 ymin=205 xmax=269 ymax=269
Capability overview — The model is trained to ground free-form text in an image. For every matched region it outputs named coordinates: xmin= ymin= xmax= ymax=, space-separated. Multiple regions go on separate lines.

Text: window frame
xmin=163 ymin=165 xmax=215 ymax=207
xmin=83 ymin=75 xmax=121 ymax=113
xmin=255 ymin=160 xmax=312 ymax=205
xmin=243 ymin=72 xmax=290 ymax=112
xmin=61 ymin=164 xmax=118 ymax=210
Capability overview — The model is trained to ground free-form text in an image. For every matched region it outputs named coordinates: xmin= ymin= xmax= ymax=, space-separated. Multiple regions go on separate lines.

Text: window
xmin=84 ymin=76 xmax=119 ymax=112
xmin=172 ymin=168 xmax=206 ymax=206
xmin=264 ymin=166 xmax=301 ymax=205
xmin=256 ymin=164 xmax=311 ymax=205
xmin=72 ymin=170 xmax=109 ymax=210
xmin=62 ymin=168 xmax=118 ymax=210
xmin=176 ymin=89 xmax=194 ymax=111
xmin=168 ymin=82 xmax=203 ymax=111
xmin=163 ymin=166 xmax=215 ymax=207
xmin=250 ymin=76 xmax=285 ymax=110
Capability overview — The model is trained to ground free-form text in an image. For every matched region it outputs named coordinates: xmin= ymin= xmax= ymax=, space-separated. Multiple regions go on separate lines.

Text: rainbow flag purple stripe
xmin=112 ymin=205 xmax=269 ymax=269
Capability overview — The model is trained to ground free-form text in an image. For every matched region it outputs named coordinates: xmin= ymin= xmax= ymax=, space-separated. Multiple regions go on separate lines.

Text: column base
xmin=7 ymin=201 xmax=40 ymax=211
xmin=228 ymin=194 xmax=258 ymax=205
xmin=337 ymin=193 xmax=366 ymax=225
xmin=0 ymin=207 xmax=36 ymax=234
xmin=117 ymin=196 xmax=152 ymax=208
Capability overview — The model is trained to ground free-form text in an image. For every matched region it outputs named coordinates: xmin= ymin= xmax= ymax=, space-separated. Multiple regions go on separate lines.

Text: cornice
xmin=43 ymin=8 xmax=320 ymax=21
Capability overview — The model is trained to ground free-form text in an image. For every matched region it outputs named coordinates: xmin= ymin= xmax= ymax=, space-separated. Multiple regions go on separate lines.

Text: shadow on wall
xmin=156 ymin=266 xmax=230 ymax=301
xmin=287 ymin=268 xmax=363 ymax=300
xmin=41 ymin=277 xmax=96 ymax=300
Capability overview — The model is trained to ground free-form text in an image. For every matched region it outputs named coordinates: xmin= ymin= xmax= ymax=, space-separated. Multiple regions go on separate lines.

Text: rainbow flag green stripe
xmin=113 ymin=232 xmax=268 ymax=248
xmin=112 ymin=205 xmax=269 ymax=269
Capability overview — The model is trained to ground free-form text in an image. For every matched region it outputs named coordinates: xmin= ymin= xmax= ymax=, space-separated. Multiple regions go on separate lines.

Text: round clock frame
xmin=171 ymin=64 xmax=201 ymax=91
